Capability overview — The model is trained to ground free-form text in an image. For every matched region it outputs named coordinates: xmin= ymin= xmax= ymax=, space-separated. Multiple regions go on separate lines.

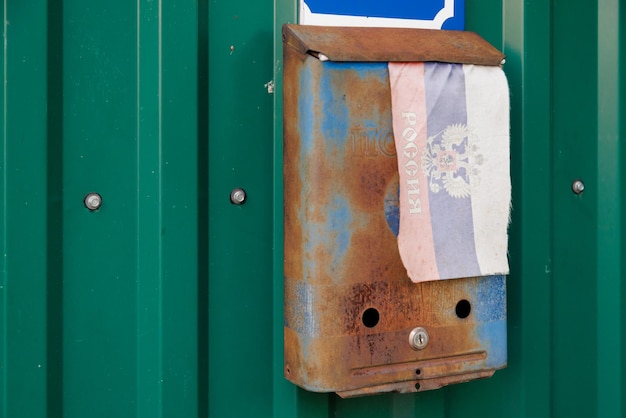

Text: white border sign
xmin=299 ymin=0 xmax=464 ymax=30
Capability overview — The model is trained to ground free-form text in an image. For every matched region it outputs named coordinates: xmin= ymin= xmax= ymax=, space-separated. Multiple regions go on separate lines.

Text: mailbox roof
xmin=283 ymin=24 xmax=505 ymax=66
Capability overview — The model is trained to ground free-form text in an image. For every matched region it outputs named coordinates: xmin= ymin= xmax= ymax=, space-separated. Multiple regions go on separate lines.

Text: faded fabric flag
xmin=388 ymin=62 xmax=510 ymax=283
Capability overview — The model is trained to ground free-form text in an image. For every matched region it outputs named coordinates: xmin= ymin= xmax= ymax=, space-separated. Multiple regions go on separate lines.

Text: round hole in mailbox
xmin=455 ymin=299 xmax=472 ymax=319
xmin=362 ymin=307 xmax=380 ymax=328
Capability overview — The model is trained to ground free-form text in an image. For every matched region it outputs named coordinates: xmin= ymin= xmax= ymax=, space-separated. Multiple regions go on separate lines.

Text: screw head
xmin=409 ymin=327 xmax=429 ymax=350
xmin=230 ymin=188 xmax=246 ymax=205
xmin=572 ymin=179 xmax=585 ymax=195
xmin=84 ymin=193 xmax=102 ymax=211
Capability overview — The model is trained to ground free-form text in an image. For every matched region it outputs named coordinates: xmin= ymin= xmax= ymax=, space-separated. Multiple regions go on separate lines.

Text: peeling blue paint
xmin=319 ymin=64 xmax=349 ymax=149
xmin=328 ymin=196 xmax=352 ymax=266
xmin=474 ymin=275 xmax=507 ymax=368
xmin=477 ymin=320 xmax=507 ymax=369
xmin=384 ymin=184 xmax=400 ymax=236
xmin=298 ymin=63 xmax=316 ymax=156
xmin=285 ymin=281 xmax=320 ymax=337
xmin=318 ymin=62 xmax=389 ymax=150
xmin=474 ymin=275 xmax=507 ymax=322
xmin=302 ymin=196 xmax=353 ymax=281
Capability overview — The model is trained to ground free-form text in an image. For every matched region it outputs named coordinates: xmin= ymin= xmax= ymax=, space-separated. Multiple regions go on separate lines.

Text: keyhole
xmin=409 ymin=327 xmax=429 ymax=350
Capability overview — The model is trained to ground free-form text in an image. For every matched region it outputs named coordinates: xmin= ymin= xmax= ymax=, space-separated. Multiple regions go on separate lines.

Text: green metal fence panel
xmin=207 ymin=0 xmax=275 ymax=415
xmin=63 ymin=3 xmax=138 ymax=415
xmin=1 ymin=2 xmax=52 ymax=417
xmin=551 ymin=1 xmax=624 ymax=417
xmin=551 ymin=3 xmax=598 ymax=417
xmin=2 ymin=1 xmax=201 ymax=417
xmin=596 ymin=1 xmax=623 ymax=415
xmin=0 ymin=0 xmax=624 ymax=417
xmin=501 ymin=0 xmax=554 ymax=415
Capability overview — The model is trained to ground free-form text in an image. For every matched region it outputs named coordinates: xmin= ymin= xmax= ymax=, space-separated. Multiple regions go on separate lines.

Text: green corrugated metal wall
xmin=0 ymin=0 xmax=624 ymax=417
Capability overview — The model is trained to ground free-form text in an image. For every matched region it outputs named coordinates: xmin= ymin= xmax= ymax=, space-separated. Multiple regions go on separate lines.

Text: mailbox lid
xmin=283 ymin=24 xmax=505 ymax=65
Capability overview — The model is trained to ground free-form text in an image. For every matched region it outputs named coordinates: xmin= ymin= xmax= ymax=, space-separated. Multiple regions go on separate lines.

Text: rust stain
xmin=283 ymin=32 xmax=506 ymax=397
xmin=336 ymin=370 xmax=495 ymax=398
xmin=351 ymin=351 xmax=487 ymax=378
xmin=283 ymin=24 xmax=505 ymax=66
xmin=283 ymin=45 xmax=305 ymax=283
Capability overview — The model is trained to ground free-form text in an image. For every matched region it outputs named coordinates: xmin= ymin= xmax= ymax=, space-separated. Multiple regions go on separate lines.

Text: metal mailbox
xmin=283 ymin=24 xmax=507 ymax=398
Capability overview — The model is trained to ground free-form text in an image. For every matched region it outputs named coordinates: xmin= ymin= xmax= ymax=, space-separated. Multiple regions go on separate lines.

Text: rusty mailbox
xmin=283 ymin=24 xmax=508 ymax=398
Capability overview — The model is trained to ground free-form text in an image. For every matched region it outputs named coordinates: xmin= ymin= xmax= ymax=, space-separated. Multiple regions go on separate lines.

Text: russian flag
xmin=388 ymin=62 xmax=510 ymax=283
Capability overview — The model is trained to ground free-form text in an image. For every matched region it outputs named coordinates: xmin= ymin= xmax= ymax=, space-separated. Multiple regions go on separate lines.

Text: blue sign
xmin=300 ymin=0 xmax=464 ymax=30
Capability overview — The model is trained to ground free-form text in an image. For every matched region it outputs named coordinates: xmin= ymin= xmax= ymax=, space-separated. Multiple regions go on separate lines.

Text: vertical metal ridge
xmin=46 ymin=0 xmax=64 ymax=416
xmin=136 ymin=0 xmax=164 ymax=415
xmin=597 ymin=0 xmax=622 ymax=416
xmin=157 ymin=0 xmax=164 ymax=413
xmin=502 ymin=0 xmax=553 ymax=416
xmin=0 ymin=0 xmax=7 ymax=415
xmin=135 ymin=3 xmax=143 ymax=417
xmin=271 ymin=0 xmax=300 ymax=414
xmin=196 ymin=0 xmax=209 ymax=415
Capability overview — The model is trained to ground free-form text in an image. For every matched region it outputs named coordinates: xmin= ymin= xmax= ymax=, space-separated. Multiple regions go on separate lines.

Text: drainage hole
xmin=455 ymin=299 xmax=472 ymax=319
xmin=362 ymin=307 xmax=380 ymax=328
xmin=415 ymin=383 xmax=421 ymax=391
xmin=415 ymin=369 xmax=421 ymax=376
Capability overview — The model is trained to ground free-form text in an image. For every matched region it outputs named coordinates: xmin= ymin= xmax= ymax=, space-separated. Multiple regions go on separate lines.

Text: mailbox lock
xmin=409 ymin=327 xmax=429 ymax=350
